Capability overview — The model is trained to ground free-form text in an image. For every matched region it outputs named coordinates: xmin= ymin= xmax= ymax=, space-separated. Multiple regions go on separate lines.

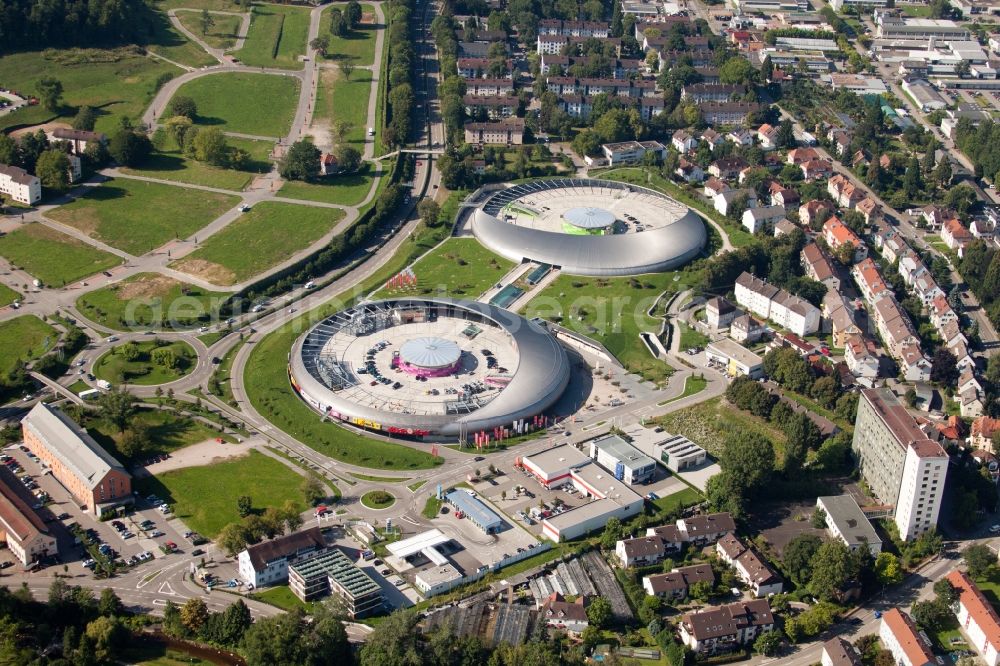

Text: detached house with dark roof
xmin=539 ymin=593 xmax=589 ymax=634
xmin=679 ymin=599 xmax=775 ymax=655
xmin=615 ymin=535 xmax=669 ymax=567
xmin=643 ymin=564 xmax=715 ymax=600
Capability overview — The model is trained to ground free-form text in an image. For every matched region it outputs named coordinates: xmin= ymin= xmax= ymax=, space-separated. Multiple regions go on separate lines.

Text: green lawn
xmin=322 ymin=4 xmax=379 ymax=65
xmin=239 ymin=4 xmax=310 ymax=69
xmin=134 ymin=450 xmax=307 ymax=537
xmin=371 ymin=238 xmax=515 ymax=300
xmin=0 ymin=48 xmax=178 ymax=135
xmin=172 ymin=72 xmax=300 ymax=137
xmin=243 ymin=318 xmax=444 ymax=470
xmin=47 ymin=178 xmax=239 ymax=255
xmin=361 ymin=490 xmax=395 ymax=509
xmin=652 ymin=396 xmax=788 ymax=463
xmin=175 ymin=9 xmax=243 ymax=50
xmin=314 ymin=68 xmax=371 ymax=145
xmin=422 ymin=496 xmax=442 ymax=518
xmin=251 ymin=585 xmax=311 ymax=612
xmin=651 ymin=486 xmax=704 ymax=515
xmin=122 ymin=136 xmax=273 ymax=190
xmin=92 ymin=339 xmax=196 ymax=385
xmin=524 ymin=270 xmax=694 ymax=384
xmin=86 ymin=408 xmax=230 ymax=462
xmin=119 ymin=641 xmax=214 ymax=666
xmin=76 ymin=273 xmax=231 ymax=331
xmin=900 ymin=4 xmax=932 ymax=15
xmin=660 ymin=373 xmax=708 ymax=405
xmin=170 ymin=202 xmax=343 ymax=285
xmin=0 ymin=315 xmax=59 ymax=376
xmin=278 ymin=165 xmax=376 ymax=206
xmin=0 ymin=224 xmax=120 ymax=286
xmin=349 ymin=472 xmax=412 ymax=482
xmin=146 ymin=10 xmax=218 ymax=68
xmin=678 ymin=321 xmax=709 ymax=351
xmin=0 ymin=284 xmax=21 ymax=308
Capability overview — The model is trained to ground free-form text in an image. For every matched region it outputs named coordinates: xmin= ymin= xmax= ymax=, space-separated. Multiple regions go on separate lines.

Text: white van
xmin=367 ymin=127 xmax=374 ymax=137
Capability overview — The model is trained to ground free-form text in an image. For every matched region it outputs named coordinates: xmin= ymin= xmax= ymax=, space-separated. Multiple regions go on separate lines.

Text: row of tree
xmin=0 ymin=0 xmax=152 ymax=53
xmin=383 ymin=0 xmax=416 ymax=149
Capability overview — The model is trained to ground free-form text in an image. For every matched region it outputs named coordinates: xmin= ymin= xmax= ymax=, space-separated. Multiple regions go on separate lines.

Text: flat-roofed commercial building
xmin=445 ymin=489 xmax=504 ymax=534
xmin=852 ymin=389 xmax=948 ymax=541
xmin=705 ymin=339 xmax=764 ymax=379
xmin=0 ymin=466 xmax=56 ymax=565
xmin=521 ymin=445 xmax=591 ymax=488
xmin=288 ymin=548 xmax=383 ymax=617
xmin=816 ymin=495 xmax=882 ymax=554
xmin=21 ymin=403 xmax=131 ymax=516
xmin=542 ymin=472 xmax=644 ymax=543
xmin=653 ymin=433 xmax=708 ymax=472
xmin=587 ymin=433 xmax=656 ymax=484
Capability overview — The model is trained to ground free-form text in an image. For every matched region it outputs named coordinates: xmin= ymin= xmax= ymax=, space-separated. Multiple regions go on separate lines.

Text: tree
xmin=237 ymin=495 xmax=253 ymax=517
xmin=118 ymin=423 xmax=151 ymax=459
xmin=345 ymin=0 xmax=362 ymax=28
xmin=169 ymin=96 xmax=198 ymax=120
xmin=108 ymin=129 xmax=151 ymax=167
xmin=720 ymin=56 xmax=754 ymax=85
xmin=776 ymin=119 xmax=795 ymax=150
xmin=98 ymin=388 xmax=136 ymax=433
xmin=282 ymin=499 xmax=303 ymax=532
xmin=97 ymin=588 xmax=123 ymax=617
xmin=903 ymin=156 xmax=923 ymax=199
xmin=329 ymin=8 xmax=347 ymax=37
xmin=0 ymin=134 xmax=17 ymax=167
xmin=279 ymin=140 xmax=321 ymax=182
xmin=36 ymin=77 xmax=63 ymax=112
xmin=333 ymin=144 xmax=361 ymax=173
xmin=72 ymin=105 xmax=97 ymax=131
xmin=191 ymin=127 xmax=229 ymax=166
xmin=933 ymin=159 xmax=953 ymax=188
xmin=689 ymin=580 xmax=713 ymax=601
xmin=300 ymin=476 xmax=324 ymax=505
xmin=911 ymin=599 xmax=953 ymax=632
xmin=310 ymin=35 xmax=330 ymax=56
xmin=357 ymin=609 xmax=423 ymax=666
xmin=945 ymin=183 xmax=977 ymax=215
xmin=199 ymin=8 xmax=215 ymax=35
xmin=217 ymin=522 xmax=249 ymax=557
xmin=417 ymin=198 xmax=441 ymax=226
xmin=934 ymin=578 xmax=959 ymax=606
xmin=84 ymin=616 xmax=124 ymax=662
xmin=219 ymin=600 xmax=253 ymax=645
xmin=35 ymin=150 xmax=71 ymax=193
xmin=180 ymin=597 xmax=209 ymax=634
xmin=601 ymin=517 xmax=624 ymax=550
xmin=586 ymin=596 xmax=612 ymax=629
xmin=754 ymin=630 xmax=783 ymax=656
xmin=874 ymin=552 xmax=903 ymax=586
xmin=783 ymin=534 xmax=822 ymax=585
xmin=809 ymin=540 xmax=853 ymax=601
xmin=339 ymin=60 xmax=355 ymax=81
xmin=964 ymin=543 xmax=994 ymax=579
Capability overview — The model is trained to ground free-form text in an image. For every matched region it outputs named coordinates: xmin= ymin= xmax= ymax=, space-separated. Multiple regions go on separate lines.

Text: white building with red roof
xmin=879 ymin=608 xmax=935 ymax=666
xmin=947 ymin=569 xmax=1000 ymax=666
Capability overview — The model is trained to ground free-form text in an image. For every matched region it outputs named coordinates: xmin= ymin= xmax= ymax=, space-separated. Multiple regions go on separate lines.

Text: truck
xmin=96 ymin=379 xmax=112 ymax=391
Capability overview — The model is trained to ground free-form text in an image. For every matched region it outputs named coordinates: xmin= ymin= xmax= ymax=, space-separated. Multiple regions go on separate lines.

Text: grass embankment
xmin=134 ymin=449 xmax=307 ymax=537
xmin=47 ymin=178 xmax=238 ymax=255
xmin=123 ymin=136 xmax=273 ymax=191
xmin=239 ymin=4 xmax=310 ymax=69
xmin=170 ymin=202 xmax=344 ymax=285
xmin=174 ymin=10 xmax=243 ymax=50
xmin=360 ymin=490 xmax=395 ymax=509
xmin=0 ymin=224 xmax=121 ymax=286
xmin=677 ymin=322 xmax=709 ymax=351
xmin=92 ymin=339 xmax=196 ymax=385
xmin=0 ymin=284 xmax=20 ymax=308
xmin=371 ymin=237 xmax=514 ymax=299
xmin=76 ymin=273 xmax=230 ymax=331
xmin=171 ymin=72 xmax=300 ymax=137
xmin=659 ymin=374 xmax=708 ymax=405
xmin=278 ymin=163 xmax=377 ymax=207
xmin=322 ymin=3 xmax=379 ymax=65
xmin=0 ymin=315 xmax=58 ymax=375
xmin=652 ymin=396 xmax=789 ymax=462
xmin=146 ymin=10 xmax=217 ymax=68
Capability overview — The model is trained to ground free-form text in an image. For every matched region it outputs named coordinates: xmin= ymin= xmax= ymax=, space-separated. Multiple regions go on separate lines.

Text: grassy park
xmin=524 ymin=270 xmax=696 ymax=384
xmin=76 ymin=273 xmax=230 ymax=331
xmin=314 ymin=68 xmax=371 ymax=145
xmin=322 ymin=3 xmax=379 ymax=65
xmin=0 ymin=224 xmax=120 ymax=285
xmin=0 ymin=48 xmax=177 ymax=135
xmin=87 ymin=408 xmax=231 ymax=462
xmin=0 ymin=315 xmax=59 ymax=375
xmin=47 ymin=179 xmax=239 ymax=255
xmin=122 ymin=137 xmax=273 ymax=190
xmin=134 ymin=450 xmax=307 ymax=537
xmin=0 ymin=284 xmax=21 ymax=308
xmin=243 ymin=317 xmax=443 ymax=470
xmin=92 ymin=339 xmax=196 ymax=385
xmin=174 ymin=9 xmax=243 ymax=50
xmin=172 ymin=72 xmax=300 ymax=137
xmin=170 ymin=202 xmax=343 ymax=285
xmin=372 ymin=238 xmax=515 ymax=299
xmin=278 ymin=163 xmax=376 ymax=206
xmin=239 ymin=4 xmax=310 ymax=69
xmin=146 ymin=11 xmax=217 ymax=68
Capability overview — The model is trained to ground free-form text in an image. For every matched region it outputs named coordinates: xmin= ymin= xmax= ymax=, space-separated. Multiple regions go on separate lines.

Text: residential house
xmin=822 ymin=637 xmax=864 ymax=666
xmin=774 ymin=219 xmax=798 ymax=237
xmin=735 ymin=271 xmax=821 ymax=336
xmin=971 ymin=218 xmax=995 ymax=240
xmin=645 ymin=524 xmax=685 ymax=551
xmin=945 ymin=570 xmax=1000 ymax=666
xmin=769 ymin=182 xmax=799 ymax=209
xmin=857 ymin=197 xmax=881 ymax=225
xmin=714 ymin=534 xmax=784 ymax=598
xmin=878 ymin=608 xmax=935 ymax=666
xmin=319 ymin=153 xmax=341 ymax=177
xmin=672 ymin=130 xmax=698 ymax=153
xmin=942 ymin=217 xmax=974 ymax=256
xmin=828 ymin=128 xmax=852 ymax=157
xmin=828 ymin=174 xmax=864 ymax=208
xmin=701 ymin=128 xmax=726 ymax=150
xmin=962 ymin=388 xmax=986 ymax=418
xmin=538 ymin=593 xmax=589 ymax=634
xmin=823 ymin=216 xmax=868 ymax=263
xmin=709 ymin=156 xmax=748 ymax=180
xmin=0 ymin=164 xmax=40 ymax=205
xmin=706 ymin=296 xmax=738 ymax=329
xmin=851 ymin=258 xmax=892 ymax=304
xmin=615 ymin=536 xmax=667 ymax=567
xmin=825 ymin=292 xmax=863 ymax=348
xmin=679 ymin=600 xmax=775 ymax=655
xmin=676 ymin=157 xmax=706 ymax=183
xmin=899 ymin=342 xmax=932 ymax=383
xmin=45 ymin=128 xmax=107 ymax=155
xmin=714 ymin=189 xmax=756 ymax=217
xmin=743 ymin=206 xmax=785 ymax=234
xmin=642 ymin=564 xmax=716 ymax=600
xmin=730 ymin=314 xmax=765 ymax=344
xmin=971 ymin=416 xmax=1000 ymax=451
xmin=787 ymin=147 xmax=820 ymax=165
xmin=463 ymin=119 xmax=525 ymax=145
xmin=801 ymin=159 xmax=834 ymax=181
xmin=727 ymin=129 xmax=754 ymax=147
xmin=601 ymin=140 xmax=667 ymax=165
xmin=757 ymin=123 xmax=780 ymax=150
xmin=845 ymin=335 xmax=880 ymax=384
xmin=802 ymin=243 xmax=840 ymax=291
xmin=704 ymin=177 xmax=731 ymax=198
xmin=800 ymin=200 xmax=834 ymax=227
xmin=676 ymin=512 xmax=736 ymax=545
xmin=958 ymin=368 xmax=983 ymax=396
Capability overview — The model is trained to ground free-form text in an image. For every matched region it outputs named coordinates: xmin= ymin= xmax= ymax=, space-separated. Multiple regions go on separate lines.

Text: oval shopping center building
xmin=289 ymin=298 xmax=571 ymax=439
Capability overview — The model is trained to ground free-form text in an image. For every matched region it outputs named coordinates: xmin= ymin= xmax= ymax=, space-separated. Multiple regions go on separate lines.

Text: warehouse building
xmin=541 ymin=492 xmax=644 ymax=542
xmin=624 ymin=426 xmax=709 ymax=472
xmin=520 ymin=445 xmax=591 ymax=487
xmin=445 ymin=489 xmax=505 ymax=534
xmin=587 ymin=433 xmax=656 ymax=484
xmin=21 ymin=403 xmax=131 ymax=516
xmin=288 ymin=548 xmax=383 ymax=617
xmin=0 ymin=466 xmax=56 ymax=566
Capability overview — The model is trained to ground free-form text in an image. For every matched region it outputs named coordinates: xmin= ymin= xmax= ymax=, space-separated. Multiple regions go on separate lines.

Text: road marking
xmin=158 ymin=581 xmax=176 ymax=595
xmin=153 ymin=599 xmax=168 ymax=606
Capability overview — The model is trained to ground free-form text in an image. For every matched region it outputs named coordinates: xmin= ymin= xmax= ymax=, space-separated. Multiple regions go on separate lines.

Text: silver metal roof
xmin=472 ymin=178 xmax=706 ymax=276
xmin=400 ymin=337 xmax=461 ymax=368
xmin=289 ymin=298 xmax=570 ymax=437
xmin=564 ymin=206 xmax=615 ymax=229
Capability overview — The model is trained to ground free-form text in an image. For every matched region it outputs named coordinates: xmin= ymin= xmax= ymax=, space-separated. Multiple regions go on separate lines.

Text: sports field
xmin=133 ymin=450 xmax=307 ymax=537
xmin=76 ymin=273 xmax=230 ymax=331
xmin=239 ymin=4 xmax=310 ymax=69
xmin=0 ymin=224 xmax=120 ymax=286
xmin=0 ymin=315 xmax=58 ymax=375
xmin=174 ymin=10 xmax=243 ymax=50
xmin=172 ymin=72 xmax=300 ymax=137
xmin=47 ymin=178 xmax=239 ymax=255
xmin=170 ymin=202 xmax=344 ymax=285
xmin=372 ymin=238 xmax=514 ymax=300
xmin=322 ymin=3 xmax=379 ymax=65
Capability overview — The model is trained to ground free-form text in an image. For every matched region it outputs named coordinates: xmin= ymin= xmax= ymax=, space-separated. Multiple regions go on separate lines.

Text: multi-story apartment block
xmin=463 ymin=95 xmax=519 ymax=119
xmin=0 ymin=164 xmax=41 ymax=205
xmin=852 ymin=389 xmax=948 ymax=540
xmin=878 ymin=608 xmax=935 ymax=666
xmin=701 ymin=102 xmax=760 ymax=126
xmin=463 ymin=119 xmax=524 ymax=145
xmin=802 ymin=243 xmax=840 ymax=291
xmin=734 ymin=271 xmax=820 ymax=336
xmin=947 ymin=569 xmax=1000 ymax=666
xmin=681 ymin=83 xmax=746 ymax=103
xmin=679 ymin=600 xmax=775 ymax=655
xmin=643 ymin=564 xmax=715 ymax=600
xmin=462 ymin=78 xmax=515 ymax=96
xmin=823 ymin=216 xmax=867 ymax=263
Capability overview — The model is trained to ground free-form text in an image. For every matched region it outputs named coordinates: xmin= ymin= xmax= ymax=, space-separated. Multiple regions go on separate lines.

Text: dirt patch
xmin=171 ymin=258 xmax=237 ymax=286
xmin=117 ymin=274 xmax=180 ymax=301
xmin=135 ymin=438 xmax=257 ymax=476
xmin=10 ymin=121 xmax=70 ymax=139
xmin=360 ymin=11 xmax=375 ymax=23
xmin=46 ymin=207 xmax=102 ymax=236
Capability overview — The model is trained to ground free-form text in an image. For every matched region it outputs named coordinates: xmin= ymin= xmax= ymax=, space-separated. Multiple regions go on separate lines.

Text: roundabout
xmin=360 ymin=490 xmax=396 ymax=509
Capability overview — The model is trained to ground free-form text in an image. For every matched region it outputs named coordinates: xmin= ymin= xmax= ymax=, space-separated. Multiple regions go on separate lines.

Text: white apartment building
xmin=853 ymin=389 xmax=948 ymax=541
xmin=0 ymin=164 xmax=40 ymax=205
xmin=947 ymin=569 xmax=1000 ymax=666
xmin=878 ymin=608 xmax=935 ymax=666
xmin=238 ymin=528 xmax=326 ymax=588
xmin=734 ymin=271 xmax=820 ymax=336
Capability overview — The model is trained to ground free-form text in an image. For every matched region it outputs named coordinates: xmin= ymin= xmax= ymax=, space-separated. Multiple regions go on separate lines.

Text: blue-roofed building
xmin=446 ymin=490 xmax=505 ymax=534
